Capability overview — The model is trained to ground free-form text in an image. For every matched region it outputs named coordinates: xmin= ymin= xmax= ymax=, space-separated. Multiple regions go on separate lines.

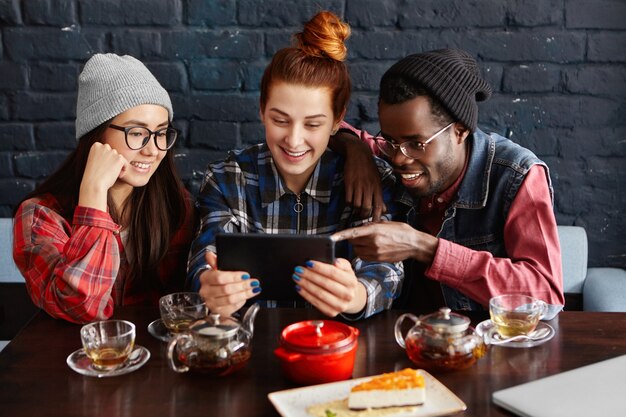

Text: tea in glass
xmin=159 ymin=292 xmax=207 ymax=333
xmin=85 ymin=346 xmax=132 ymax=369
xmin=177 ymin=346 xmax=252 ymax=376
xmin=489 ymin=294 xmax=547 ymax=338
xmin=80 ymin=320 xmax=135 ymax=371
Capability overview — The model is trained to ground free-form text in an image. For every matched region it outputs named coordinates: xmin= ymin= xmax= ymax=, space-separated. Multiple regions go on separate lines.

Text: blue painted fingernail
xmin=242 ymin=274 xmax=250 ymax=280
xmin=294 ymin=266 xmax=305 ymax=274
xmin=295 ymin=285 xmax=301 ymax=292
xmin=305 ymin=260 xmax=314 ymax=268
xmin=252 ymin=287 xmax=262 ymax=294
xmin=250 ymin=281 xmax=259 ymax=287
xmin=292 ymin=274 xmax=301 ymax=282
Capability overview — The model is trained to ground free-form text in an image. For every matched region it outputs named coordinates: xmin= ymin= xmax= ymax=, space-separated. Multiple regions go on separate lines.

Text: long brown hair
xmin=260 ymin=11 xmax=352 ymax=121
xmin=16 ymin=120 xmax=189 ymax=290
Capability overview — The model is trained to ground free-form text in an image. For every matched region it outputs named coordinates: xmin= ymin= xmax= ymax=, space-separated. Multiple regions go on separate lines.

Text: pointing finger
xmin=331 ymin=225 xmax=371 ymax=242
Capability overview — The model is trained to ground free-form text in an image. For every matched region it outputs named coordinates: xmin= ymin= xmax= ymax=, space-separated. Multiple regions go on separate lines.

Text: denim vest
xmin=397 ymin=129 xmax=552 ymax=311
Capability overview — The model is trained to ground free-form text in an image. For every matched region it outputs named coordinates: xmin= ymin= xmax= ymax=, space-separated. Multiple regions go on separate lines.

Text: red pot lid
xmin=280 ymin=320 xmax=358 ymax=354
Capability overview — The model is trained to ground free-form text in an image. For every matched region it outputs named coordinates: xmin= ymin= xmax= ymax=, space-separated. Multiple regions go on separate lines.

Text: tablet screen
xmin=216 ymin=233 xmax=336 ymax=301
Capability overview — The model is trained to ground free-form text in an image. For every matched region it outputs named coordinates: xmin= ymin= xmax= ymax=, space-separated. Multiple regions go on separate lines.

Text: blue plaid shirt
xmin=187 ymin=144 xmax=404 ymax=319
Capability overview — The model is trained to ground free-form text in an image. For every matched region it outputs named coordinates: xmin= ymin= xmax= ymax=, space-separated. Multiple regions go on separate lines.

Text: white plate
xmin=148 ymin=318 xmax=174 ymax=342
xmin=268 ymin=370 xmax=466 ymax=417
xmin=66 ymin=345 xmax=150 ymax=378
xmin=475 ymin=320 xmax=555 ymax=348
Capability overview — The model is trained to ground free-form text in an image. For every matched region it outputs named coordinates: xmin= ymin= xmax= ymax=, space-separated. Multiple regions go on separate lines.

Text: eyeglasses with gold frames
xmin=374 ymin=122 xmax=454 ymax=159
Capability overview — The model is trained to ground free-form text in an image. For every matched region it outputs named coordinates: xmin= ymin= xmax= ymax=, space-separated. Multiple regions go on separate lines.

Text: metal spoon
xmin=120 ymin=347 xmax=143 ymax=368
xmin=488 ymin=327 xmax=551 ymax=345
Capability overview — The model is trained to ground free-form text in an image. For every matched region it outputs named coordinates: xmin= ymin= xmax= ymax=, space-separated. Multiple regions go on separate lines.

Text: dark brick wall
xmin=1 ymin=0 xmax=624 ymax=268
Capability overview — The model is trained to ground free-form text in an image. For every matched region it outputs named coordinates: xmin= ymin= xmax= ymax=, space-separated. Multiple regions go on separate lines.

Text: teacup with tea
xmin=489 ymin=294 xmax=547 ymax=338
xmin=80 ymin=320 xmax=136 ymax=371
xmin=159 ymin=292 xmax=207 ymax=333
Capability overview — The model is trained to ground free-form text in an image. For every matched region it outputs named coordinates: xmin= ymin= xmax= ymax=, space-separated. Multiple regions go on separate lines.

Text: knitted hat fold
xmin=75 ymin=53 xmax=173 ymax=139
xmin=381 ymin=48 xmax=492 ymax=132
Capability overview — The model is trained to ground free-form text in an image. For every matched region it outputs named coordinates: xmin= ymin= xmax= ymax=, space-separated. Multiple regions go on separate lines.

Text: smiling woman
xmin=187 ymin=11 xmax=404 ymax=321
xmin=12 ymin=54 xmax=196 ymax=324
xmin=261 ymin=82 xmax=337 ymax=194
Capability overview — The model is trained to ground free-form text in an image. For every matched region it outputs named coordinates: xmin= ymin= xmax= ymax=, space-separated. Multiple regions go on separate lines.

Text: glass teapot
xmin=394 ymin=307 xmax=488 ymax=372
xmin=167 ymin=303 xmax=259 ymax=376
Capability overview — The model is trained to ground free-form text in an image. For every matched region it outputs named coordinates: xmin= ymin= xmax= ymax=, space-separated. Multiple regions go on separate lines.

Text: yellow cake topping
xmin=351 ymin=368 xmax=425 ymax=392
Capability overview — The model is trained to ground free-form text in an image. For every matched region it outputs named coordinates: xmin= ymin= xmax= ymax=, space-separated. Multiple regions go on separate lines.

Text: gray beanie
xmin=75 ymin=53 xmax=173 ymax=139
xmin=381 ymin=48 xmax=492 ymax=132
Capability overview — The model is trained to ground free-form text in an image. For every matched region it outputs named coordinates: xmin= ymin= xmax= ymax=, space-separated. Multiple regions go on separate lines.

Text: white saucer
xmin=66 ymin=345 xmax=150 ymax=377
xmin=475 ymin=320 xmax=555 ymax=348
xmin=147 ymin=318 xmax=174 ymax=342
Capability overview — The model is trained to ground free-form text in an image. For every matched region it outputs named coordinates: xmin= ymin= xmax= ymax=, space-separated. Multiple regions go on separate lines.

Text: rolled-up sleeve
xmin=13 ymin=200 xmax=121 ymax=323
xmin=350 ymin=258 xmax=404 ymax=320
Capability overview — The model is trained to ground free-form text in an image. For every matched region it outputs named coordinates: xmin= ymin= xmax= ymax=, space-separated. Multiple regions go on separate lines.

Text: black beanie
xmin=381 ymin=48 xmax=492 ymax=132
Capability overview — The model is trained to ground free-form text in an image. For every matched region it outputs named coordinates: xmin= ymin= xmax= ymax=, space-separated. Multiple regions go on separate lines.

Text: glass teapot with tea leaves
xmin=394 ymin=307 xmax=489 ymax=372
xmin=167 ymin=303 xmax=259 ymax=376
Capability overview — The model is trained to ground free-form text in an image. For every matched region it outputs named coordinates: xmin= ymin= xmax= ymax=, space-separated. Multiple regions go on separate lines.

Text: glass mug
xmin=80 ymin=320 xmax=135 ymax=371
xmin=159 ymin=292 xmax=207 ymax=333
xmin=489 ymin=294 xmax=547 ymax=338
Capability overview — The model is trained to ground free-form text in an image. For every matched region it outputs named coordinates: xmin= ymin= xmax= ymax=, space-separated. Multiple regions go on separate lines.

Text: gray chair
xmin=584 ymin=267 xmax=626 ymax=311
xmin=0 ymin=217 xmax=23 ymax=284
xmin=0 ymin=217 xmax=35 ymax=352
xmin=558 ymin=225 xmax=626 ymax=312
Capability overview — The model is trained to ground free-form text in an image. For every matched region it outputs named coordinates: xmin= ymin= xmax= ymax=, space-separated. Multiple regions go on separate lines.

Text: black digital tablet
xmin=216 ymin=233 xmax=335 ymax=301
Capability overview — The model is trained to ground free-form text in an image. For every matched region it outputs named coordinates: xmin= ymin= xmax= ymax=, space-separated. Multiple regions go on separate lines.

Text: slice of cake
xmin=348 ymin=368 xmax=425 ymax=410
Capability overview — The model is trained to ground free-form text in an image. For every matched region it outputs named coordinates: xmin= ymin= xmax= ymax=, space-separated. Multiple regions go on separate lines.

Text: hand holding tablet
xmin=216 ymin=234 xmax=336 ymax=302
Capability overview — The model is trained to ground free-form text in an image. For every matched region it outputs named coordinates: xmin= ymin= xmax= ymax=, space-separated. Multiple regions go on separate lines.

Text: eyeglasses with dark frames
xmin=108 ymin=125 xmax=179 ymax=151
xmin=374 ymin=122 xmax=454 ymax=160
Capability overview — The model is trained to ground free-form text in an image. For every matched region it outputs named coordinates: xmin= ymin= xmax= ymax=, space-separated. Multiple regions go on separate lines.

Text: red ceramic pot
xmin=274 ymin=320 xmax=359 ymax=385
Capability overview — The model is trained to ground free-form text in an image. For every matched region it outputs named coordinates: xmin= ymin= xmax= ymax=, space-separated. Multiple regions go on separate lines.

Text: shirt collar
xmin=258 ymin=145 xmax=338 ymax=208
xmin=454 ymin=129 xmax=495 ymax=209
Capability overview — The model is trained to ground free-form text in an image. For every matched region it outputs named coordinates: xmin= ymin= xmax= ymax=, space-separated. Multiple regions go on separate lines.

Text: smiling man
xmin=334 ymin=48 xmax=564 ymax=316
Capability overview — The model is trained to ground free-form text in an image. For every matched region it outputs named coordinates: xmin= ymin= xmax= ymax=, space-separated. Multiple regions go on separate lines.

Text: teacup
xmin=489 ymin=294 xmax=547 ymax=338
xmin=159 ymin=292 xmax=207 ymax=333
xmin=80 ymin=320 xmax=135 ymax=371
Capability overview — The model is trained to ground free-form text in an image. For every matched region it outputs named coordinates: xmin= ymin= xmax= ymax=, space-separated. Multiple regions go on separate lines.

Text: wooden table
xmin=1 ymin=307 xmax=626 ymax=417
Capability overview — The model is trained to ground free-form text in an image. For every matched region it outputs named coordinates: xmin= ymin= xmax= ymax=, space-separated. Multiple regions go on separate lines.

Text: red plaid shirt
xmin=13 ymin=194 xmax=196 ymax=324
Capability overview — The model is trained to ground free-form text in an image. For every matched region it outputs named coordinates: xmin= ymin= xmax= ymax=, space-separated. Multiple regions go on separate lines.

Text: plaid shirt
xmin=13 ymin=194 xmax=196 ymax=324
xmin=187 ymin=144 xmax=404 ymax=319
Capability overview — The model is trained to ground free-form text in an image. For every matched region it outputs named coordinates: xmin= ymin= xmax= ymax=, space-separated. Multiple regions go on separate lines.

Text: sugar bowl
xmin=394 ymin=307 xmax=488 ymax=372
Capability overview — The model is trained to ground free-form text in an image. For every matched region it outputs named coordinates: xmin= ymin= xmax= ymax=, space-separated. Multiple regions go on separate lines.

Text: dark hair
xmin=379 ymin=75 xmax=453 ymax=127
xmin=16 ymin=121 xmax=189 ymax=290
xmin=260 ymin=11 xmax=351 ymax=121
